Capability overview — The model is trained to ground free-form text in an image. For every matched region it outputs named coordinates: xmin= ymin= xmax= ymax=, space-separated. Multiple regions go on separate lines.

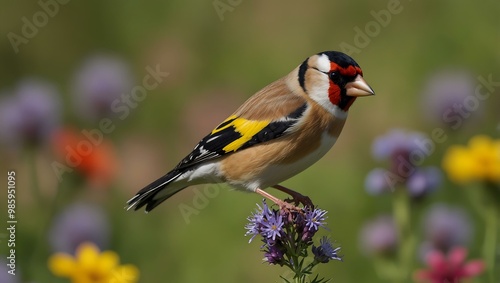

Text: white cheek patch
xmin=316 ymin=54 xmax=331 ymax=73
xmin=308 ymin=77 xmax=349 ymax=119
xmin=308 ymin=76 xmax=330 ymax=109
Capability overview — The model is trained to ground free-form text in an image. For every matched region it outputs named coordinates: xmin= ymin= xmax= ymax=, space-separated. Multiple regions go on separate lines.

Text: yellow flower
xmin=48 ymin=242 xmax=139 ymax=283
xmin=442 ymin=135 xmax=500 ymax=184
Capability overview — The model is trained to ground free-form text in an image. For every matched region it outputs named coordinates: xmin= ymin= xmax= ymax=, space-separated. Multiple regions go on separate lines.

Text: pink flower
xmin=414 ymin=247 xmax=485 ymax=283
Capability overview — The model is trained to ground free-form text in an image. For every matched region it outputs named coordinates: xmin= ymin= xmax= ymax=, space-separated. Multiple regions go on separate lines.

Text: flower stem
xmin=373 ymin=257 xmax=400 ymax=283
xmin=483 ymin=197 xmax=499 ymax=283
xmin=27 ymin=148 xmax=44 ymax=206
xmin=25 ymin=148 xmax=46 ymax=279
xmin=392 ymin=188 xmax=415 ymax=282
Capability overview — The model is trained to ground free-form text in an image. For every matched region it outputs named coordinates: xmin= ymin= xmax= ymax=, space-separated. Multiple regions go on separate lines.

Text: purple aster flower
xmin=245 ymin=199 xmax=341 ymax=279
xmin=420 ymin=69 xmax=477 ymax=126
xmin=312 ymin=236 xmax=342 ymax=263
xmin=258 ymin=200 xmax=273 ymax=219
xmin=0 ymin=79 xmax=60 ymax=147
xmin=245 ymin=212 xmax=263 ymax=243
xmin=264 ymin=242 xmax=286 ymax=265
xmin=365 ymin=168 xmax=392 ymax=195
xmin=367 ymin=129 xmax=440 ymax=199
xmin=372 ymin=129 xmax=426 ymax=161
xmin=420 ymin=204 xmax=473 ymax=257
xmin=305 ymin=208 xmax=327 ymax=232
xmin=72 ymin=54 xmax=134 ymax=120
xmin=262 ymin=211 xmax=284 ymax=241
xmin=245 ymin=200 xmax=274 ymax=243
xmin=406 ymin=167 xmax=441 ymax=198
xmin=359 ymin=215 xmax=398 ymax=257
xmin=48 ymin=202 xmax=110 ymax=254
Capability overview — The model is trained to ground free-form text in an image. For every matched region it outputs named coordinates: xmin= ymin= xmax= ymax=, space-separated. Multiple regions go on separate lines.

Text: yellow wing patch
xmin=212 ymin=115 xmax=270 ymax=153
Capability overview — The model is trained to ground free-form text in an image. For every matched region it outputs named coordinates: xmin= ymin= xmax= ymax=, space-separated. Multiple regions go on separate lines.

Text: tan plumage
xmin=127 ymin=51 xmax=374 ymax=212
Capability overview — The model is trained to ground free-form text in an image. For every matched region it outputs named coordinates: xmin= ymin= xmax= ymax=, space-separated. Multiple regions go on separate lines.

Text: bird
xmin=126 ymin=51 xmax=374 ymax=213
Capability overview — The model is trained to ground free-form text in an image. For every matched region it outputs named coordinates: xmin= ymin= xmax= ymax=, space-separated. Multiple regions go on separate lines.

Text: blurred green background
xmin=0 ymin=0 xmax=499 ymax=282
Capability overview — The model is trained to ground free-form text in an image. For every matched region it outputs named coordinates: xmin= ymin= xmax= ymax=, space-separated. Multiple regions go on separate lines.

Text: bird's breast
xmin=251 ymin=131 xmax=339 ymax=189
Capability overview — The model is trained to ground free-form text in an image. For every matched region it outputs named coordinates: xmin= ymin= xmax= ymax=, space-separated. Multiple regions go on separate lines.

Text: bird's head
xmin=297 ymin=51 xmax=374 ymax=115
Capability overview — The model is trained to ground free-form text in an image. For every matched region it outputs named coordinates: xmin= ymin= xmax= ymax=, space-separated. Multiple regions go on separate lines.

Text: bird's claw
xmin=284 ymin=194 xmax=314 ymax=210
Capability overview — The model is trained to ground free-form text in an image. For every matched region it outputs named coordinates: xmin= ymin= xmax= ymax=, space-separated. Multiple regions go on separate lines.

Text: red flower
xmin=53 ymin=128 xmax=118 ymax=188
xmin=414 ymin=247 xmax=485 ymax=283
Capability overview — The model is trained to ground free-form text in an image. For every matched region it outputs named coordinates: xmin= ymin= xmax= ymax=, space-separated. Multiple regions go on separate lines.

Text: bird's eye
xmin=329 ymin=72 xmax=338 ymax=80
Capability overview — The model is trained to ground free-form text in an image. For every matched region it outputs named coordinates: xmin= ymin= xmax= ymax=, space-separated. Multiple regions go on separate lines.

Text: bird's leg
xmin=255 ymin=188 xmax=303 ymax=211
xmin=272 ymin=184 xmax=314 ymax=208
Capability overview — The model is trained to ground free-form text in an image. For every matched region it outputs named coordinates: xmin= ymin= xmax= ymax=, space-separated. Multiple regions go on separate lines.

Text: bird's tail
xmin=126 ymin=170 xmax=187 ymax=212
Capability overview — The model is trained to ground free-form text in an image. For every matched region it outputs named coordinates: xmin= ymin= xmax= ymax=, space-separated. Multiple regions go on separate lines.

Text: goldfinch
xmin=127 ymin=51 xmax=374 ymax=212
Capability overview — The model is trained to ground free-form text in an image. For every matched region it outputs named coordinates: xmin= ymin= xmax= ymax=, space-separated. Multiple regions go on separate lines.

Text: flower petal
xmin=109 ymin=264 xmax=140 ymax=283
xmin=442 ymin=146 xmax=475 ymax=183
xmin=448 ymin=247 xmax=467 ymax=268
xmin=462 ymin=260 xmax=486 ymax=277
xmin=77 ymin=242 xmax=100 ymax=270
xmin=48 ymin=253 xmax=77 ymax=277
xmin=97 ymin=251 xmax=119 ymax=273
xmin=426 ymin=250 xmax=447 ymax=270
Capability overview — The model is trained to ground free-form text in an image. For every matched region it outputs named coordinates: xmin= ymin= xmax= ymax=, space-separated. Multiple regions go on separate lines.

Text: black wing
xmin=175 ymin=103 xmax=308 ymax=170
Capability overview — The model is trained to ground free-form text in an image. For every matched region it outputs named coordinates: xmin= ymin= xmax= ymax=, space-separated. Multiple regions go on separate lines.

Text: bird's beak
xmin=346 ymin=75 xmax=375 ymax=97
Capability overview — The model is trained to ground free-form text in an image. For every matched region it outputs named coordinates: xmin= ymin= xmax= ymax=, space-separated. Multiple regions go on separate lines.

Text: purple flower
xmin=244 ymin=213 xmax=262 ymax=243
xmin=312 ymin=236 xmax=342 ymax=263
xmin=420 ymin=69 xmax=477 ymax=126
xmin=48 ymin=202 xmax=110 ymax=254
xmin=304 ymin=208 xmax=327 ymax=232
xmin=72 ymin=54 xmax=134 ymax=120
xmin=262 ymin=211 xmax=284 ymax=241
xmin=264 ymin=242 xmax=286 ymax=265
xmin=359 ymin=215 xmax=398 ymax=256
xmin=365 ymin=168 xmax=391 ymax=195
xmin=367 ymin=129 xmax=441 ymax=198
xmin=0 ymin=79 xmax=60 ymax=147
xmin=244 ymin=201 xmax=273 ymax=243
xmin=245 ymin=200 xmax=340 ymax=271
xmin=372 ymin=129 xmax=426 ymax=161
xmin=406 ymin=167 xmax=441 ymax=198
xmin=420 ymin=204 xmax=473 ymax=258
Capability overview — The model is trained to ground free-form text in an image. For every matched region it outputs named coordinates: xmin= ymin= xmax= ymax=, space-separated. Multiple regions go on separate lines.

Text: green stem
xmin=373 ymin=257 xmax=400 ymax=283
xmin=25 ymin=148 xmax=45 ymax=279
xmin=26 ymin=147 xmax=65 ymax=280
xmin=392 ymin=189 xmax=415 ymax=283
xmin=27 ymin=148 xmax=43 ymax=207
xmin=483 ymin=200 xmax=498 ymax=283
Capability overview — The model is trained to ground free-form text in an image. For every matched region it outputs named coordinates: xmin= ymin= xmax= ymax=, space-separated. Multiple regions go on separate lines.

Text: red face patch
xmin=330 ymin=62 xmax=363 ymax=77
xmin=328 ymin=80 xmax=341 ymax=106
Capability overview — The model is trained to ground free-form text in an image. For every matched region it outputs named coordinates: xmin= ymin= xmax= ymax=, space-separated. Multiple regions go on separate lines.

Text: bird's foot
xmin=277 ymin=199 xmax=304 ymax=212
xmin=273 ymin=185 xmax=314 ymax=209
xmin=255 ymin=188 xmax=312 ymax=212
